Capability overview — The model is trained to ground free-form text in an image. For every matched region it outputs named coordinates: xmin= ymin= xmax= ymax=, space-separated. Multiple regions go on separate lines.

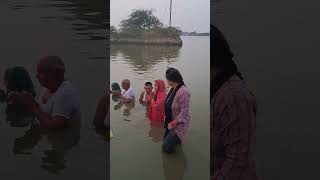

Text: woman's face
xmin=167 ymin=80 xmax=174 ymax=87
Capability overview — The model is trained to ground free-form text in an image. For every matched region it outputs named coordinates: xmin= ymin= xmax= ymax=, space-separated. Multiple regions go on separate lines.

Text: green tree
xmin=120 ymin=9 xmax=163 ymax=31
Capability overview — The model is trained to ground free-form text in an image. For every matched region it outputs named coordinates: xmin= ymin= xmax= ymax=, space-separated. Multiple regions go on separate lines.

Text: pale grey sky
xmin=110 ymin=0 xmax=210 ymax=32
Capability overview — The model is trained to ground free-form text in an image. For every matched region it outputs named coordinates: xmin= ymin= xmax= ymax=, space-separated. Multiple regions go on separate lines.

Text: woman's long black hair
xmin=211 ymin=25 xmax=243 ymax=100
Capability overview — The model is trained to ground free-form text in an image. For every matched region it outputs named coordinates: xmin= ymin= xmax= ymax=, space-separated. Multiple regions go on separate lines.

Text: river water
xmin=213 ymin=0 xmax=320 ymax=179
xmin=110 ymin=36 xmax=210 ymax=180
xmin=0 ymin=1 xmax=108 ymax=179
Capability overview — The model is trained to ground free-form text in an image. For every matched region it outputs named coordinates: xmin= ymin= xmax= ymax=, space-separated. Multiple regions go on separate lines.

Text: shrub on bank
xmin=111 ymin=27 xmax=181 ymax=39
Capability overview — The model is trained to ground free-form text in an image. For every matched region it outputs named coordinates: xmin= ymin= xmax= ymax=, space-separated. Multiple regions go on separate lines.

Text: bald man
xmin=120 ymin=79 xmax=135 ymax=103
xmin=9 ymin=56 xmax=80 ymax=129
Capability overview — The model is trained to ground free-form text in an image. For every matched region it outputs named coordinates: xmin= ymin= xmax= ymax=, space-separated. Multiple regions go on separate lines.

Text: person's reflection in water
xmin=13 ymin=122 xmax=80 ymax=174
xmin=113 ymin=100 xmax=135 ymax=118
xmin=122 ymin=100 xmax=135 ymax=117
xmin=148 ymin=121 xmax=164 ymax=143
xmin=162 ymin=147 xmax=187 ymax=180
xmin=13 ymin=125 xmax=42 ymax=155
xmin=41 ymin=121 xmax=80 ymax=174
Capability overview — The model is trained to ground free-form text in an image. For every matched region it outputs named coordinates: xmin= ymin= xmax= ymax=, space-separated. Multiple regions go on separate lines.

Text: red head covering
xmin=155 ymin=79 xmax=166 ymax=98
xmin=148 ymin=79 xmax=167 ymax=122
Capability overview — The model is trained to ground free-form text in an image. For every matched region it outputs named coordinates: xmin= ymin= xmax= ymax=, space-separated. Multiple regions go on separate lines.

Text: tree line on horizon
xmin=111 ymin=9 xmax=182 ymax=39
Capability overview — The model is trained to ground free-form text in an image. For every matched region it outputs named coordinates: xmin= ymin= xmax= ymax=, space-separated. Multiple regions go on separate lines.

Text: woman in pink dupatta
xmin=147 ymin=79 xmax=167 ymax=122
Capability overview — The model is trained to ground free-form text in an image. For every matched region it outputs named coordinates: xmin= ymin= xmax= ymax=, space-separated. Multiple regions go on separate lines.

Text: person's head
xmin=154 ymin=79 xmax=165 ymax=95
xmin=211 ymin=25 xmax=234 ymax=80
xmin=4 ymin=66 xmax=35 ymax=96
xmin=111 ymin=82 xmax=121 ymax=91
xmin=165 ymin=68 xmax=184 ymax=87
xmin=36 ymin=56 xmax=65 ymax=90
xmin=121 ymin=79 xmax=130 ymax=90
xmin=144 ymin=82 xmax=153 ymax=94
xmin=211 ymin=25 xmax=243 ymax=100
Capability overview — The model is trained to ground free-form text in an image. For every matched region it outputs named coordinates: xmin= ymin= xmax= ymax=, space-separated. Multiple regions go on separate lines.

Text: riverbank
xmin=110 ymin=37 xmax=182 ymax=46
xmin=111 ymin=27 xmax=183 ymax=46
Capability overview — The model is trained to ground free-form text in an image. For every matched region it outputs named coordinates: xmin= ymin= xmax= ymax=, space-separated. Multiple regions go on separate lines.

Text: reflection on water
xmin=111 ymin=45 xmax=180 ymax=73
xmin=162 ymin=147 xmax=187 ymax=180
xmin=13 ymin=121 xmax=80 ymax=174
xmin=114 ymin=100 xmax=136 ymax=118
xmin=43 ymin=0 xmax=108 ymax=40
xmin=0 ymin=0 xmax=108 ymax=179
xmin=148 ymin=122 xmax=164 ymax=143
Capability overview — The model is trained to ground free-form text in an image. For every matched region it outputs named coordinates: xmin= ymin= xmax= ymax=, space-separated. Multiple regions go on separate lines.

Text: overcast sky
xmin=110 ymin=0 xmax=210 ymax=32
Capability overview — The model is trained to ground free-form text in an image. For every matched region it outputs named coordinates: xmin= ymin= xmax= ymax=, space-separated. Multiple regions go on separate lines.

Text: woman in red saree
xmin=147 ymin=79 xmax=167 ymax=122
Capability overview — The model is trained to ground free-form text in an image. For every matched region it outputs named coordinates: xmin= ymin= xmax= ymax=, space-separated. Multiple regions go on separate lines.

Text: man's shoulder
xmin=128 ymin=87 xmax=135 ymax=94
xmin=56 ymin=81 xmax=79 ymax=98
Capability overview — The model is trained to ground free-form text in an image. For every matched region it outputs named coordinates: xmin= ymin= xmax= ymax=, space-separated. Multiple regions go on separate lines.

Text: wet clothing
xmin=211 ymin=75 xmax=258 ymax=180
xmin=121 ymin=87 xmax=135 ymax=100
xmin=164 ymin=84 xmax=191 ymax=141
xmin=36 ymin=81 xmax=80 ymax=121
xmin=162 ymin=129 xmax=181 ymax=154
xmin=149 ymin=80 xmax=167 ymax=122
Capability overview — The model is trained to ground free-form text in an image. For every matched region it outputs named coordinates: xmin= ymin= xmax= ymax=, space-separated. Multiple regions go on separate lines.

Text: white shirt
xmin=36 ymin=81 xmax=80 ymax=120
xmin=121 ymin=87 xmax=135 ymax=100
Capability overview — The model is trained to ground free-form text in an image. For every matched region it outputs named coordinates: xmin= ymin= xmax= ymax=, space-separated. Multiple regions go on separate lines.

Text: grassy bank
xmin=111 ymin=27 xmax=183 ymax=46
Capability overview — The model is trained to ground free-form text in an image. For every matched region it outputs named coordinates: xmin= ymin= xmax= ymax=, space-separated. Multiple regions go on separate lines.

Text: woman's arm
xmin=139 ymin=91 xmax=145 ymax=104
xmin=174 ymin=89 xmax=190 ymax=124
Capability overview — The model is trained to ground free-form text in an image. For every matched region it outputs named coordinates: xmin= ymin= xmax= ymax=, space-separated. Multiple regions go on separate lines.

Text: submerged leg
xmin=162 ymin=130 xmax=181 ymax=154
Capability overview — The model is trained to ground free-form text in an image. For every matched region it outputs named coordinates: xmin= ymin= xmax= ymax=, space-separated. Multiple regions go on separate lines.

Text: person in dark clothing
xmin=211 ymin=25 xmax=258 ymax=180
xmin=1 ymin=66 xmax=36 ymax=127
xmin=163 ymin=68 xmax=191 ymax=154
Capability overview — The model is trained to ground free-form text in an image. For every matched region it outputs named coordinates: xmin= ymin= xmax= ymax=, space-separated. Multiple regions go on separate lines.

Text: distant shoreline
xmin=110 ymin=36 xmax=183 ymax=46
xmin=181 ymin=32 xmax=210 ymax=36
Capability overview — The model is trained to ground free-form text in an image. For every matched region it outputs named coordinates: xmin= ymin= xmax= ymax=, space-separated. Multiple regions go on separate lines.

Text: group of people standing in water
xmin=108 ymin=68 xmax=192 ymax=153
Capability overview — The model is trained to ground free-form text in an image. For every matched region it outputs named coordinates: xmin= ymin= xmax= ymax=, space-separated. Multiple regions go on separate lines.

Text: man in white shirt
xmin=9 ymin=56 xmax=80 ymax=129
xmin=120 ymin=79 xmax=135 ymax=103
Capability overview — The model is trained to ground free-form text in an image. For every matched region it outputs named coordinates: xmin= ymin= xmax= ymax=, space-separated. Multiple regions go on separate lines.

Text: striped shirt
xmin=171 ymin=86 xmax=192 ymax=140
xmin=211 ymin=75 xmax=258 ymax=180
